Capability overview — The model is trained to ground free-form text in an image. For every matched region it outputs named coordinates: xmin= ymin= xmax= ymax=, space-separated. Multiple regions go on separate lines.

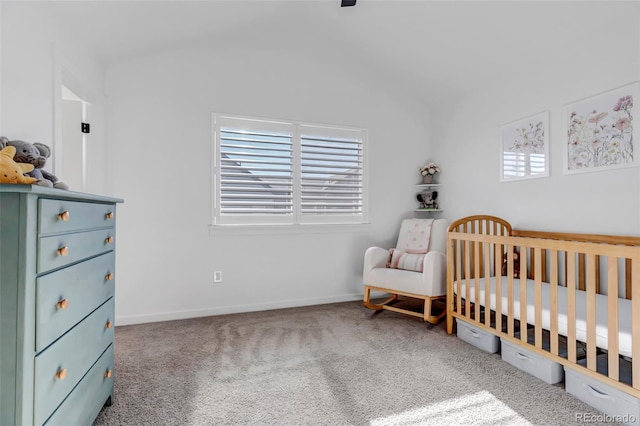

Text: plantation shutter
xmin=299 ymin=125 xmax=365 ymax=224
xmin=502 ymin=151 xmax=546 ymax=178
xmin=216 ymin=116 xmax=294 ymax=225
xmin=502 ymin=151 xmax=525 ymax=178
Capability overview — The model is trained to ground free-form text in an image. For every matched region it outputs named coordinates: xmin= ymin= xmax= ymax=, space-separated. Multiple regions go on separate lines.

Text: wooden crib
xmin=446 ymin=215 xmax=640 ymax=399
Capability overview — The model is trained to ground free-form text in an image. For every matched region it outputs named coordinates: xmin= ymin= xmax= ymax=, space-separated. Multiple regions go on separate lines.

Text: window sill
xmin=209 ymin=222 xmax=372 ymax=236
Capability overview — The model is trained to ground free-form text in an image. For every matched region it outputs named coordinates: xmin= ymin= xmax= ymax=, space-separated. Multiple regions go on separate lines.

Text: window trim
xmin=211 ymin=112 xmax=369 ymax=228
xmin=207 ymin=222 xmax=373 ymax=237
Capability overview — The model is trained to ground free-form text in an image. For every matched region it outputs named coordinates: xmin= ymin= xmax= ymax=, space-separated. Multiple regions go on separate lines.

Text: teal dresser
xmin=0 ymin=185 xmax=123 ymax=426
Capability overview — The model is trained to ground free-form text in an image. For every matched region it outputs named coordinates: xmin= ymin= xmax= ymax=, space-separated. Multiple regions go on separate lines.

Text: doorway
xmin=61 ymin=84 xmax=88 ymax=191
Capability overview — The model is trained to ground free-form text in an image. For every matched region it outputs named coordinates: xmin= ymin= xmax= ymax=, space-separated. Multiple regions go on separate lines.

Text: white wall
xmin=10 ymin=1 xmax=637 ymax=326
xmin=105 ymin=38 xmax=431 ymax=324
xmin=1 ymin=4 xmax=52 ymax=140
xmin=0 ymin=1 xmax=431 ymax=326
xmin=432 ymin=2 xmax=640 ymax=234
xmin=0 ymin=3 xmax=108 ymax=195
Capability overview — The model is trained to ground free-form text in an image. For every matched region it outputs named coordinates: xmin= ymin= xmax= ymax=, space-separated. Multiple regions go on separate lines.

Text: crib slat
xmin=455 ymin=239 xmax=462 ymax=318
xmin=465 ymin=240 xmax=471 ymax=319
xmin=567 ymin=251 xmax=577 ymax=363
xmin=474 ymin=241 xmax=481 ymax=323
xmin=534 ymin=247 xmax=542 ymax=349
xmin=626 ymin=258 xmax=632 ymax=300
xmin=549 ymin=249 xmax=559 ymax=356
xmin=564 ymin=253 xmax=568 ymax=290
xmin=446 ymin=236 xmax=455 ymax=334
xmin=507 ymin=245 xmax=514 ymax=337
xmin=519 ymin=248 xmax=527 ymax=343
xmin=484 ymin=242 xmax=491 ymax=327
xmin=607 ymin=256 xmax=620 ymax=382
xmin=470 ymin=221 xmax=476 ymax=278
xmin=633 ymin=259 xmax=640 ymax=389
xmin=520 ymin=247 xmax=527 ymax=287
xmin=478 ymin=221 xmax=485 ymax=278
xmin=595 ymin=255 xmax=601 ymax=295
xmin=494 ymin=243 xmax=503 ymax=333
xmin=586 ymin=254 xmax=597 ymax=371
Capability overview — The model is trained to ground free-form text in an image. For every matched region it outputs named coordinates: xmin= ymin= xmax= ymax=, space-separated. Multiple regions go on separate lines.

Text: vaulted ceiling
xmin=6 ymin=0 xmax=639 ymax=107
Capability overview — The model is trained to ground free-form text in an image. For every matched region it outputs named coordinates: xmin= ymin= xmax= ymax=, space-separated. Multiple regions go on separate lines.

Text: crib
xmin=446 ymin=215 xmax=640 ymax=400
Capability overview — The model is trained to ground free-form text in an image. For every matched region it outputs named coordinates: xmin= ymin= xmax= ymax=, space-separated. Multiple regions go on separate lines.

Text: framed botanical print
xmin=500 ymin=111 xmax=549 ymax=182
xmin=564 ymin=82 xmax=639 ymax=174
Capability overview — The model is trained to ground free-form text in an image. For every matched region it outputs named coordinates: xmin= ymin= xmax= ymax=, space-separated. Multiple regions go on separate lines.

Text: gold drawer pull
xmin=57 ymin=246 xmax=69 ymax=257
xmin=105 ymin=236 xmax=114 ymax=244
xmin=58 ymin=211 xmax=70 ymax=221
xmin=105 ymin=272 xmax=114 ymax=281
xmin=105 ymin=212 xmax=114 ymax=220
xmin=56 ymin=368 xmax=67 ymax=381
xmin=105 ymin=320 xmax=113 ymax=329
xmin=57 ymin=299 xmax=69 ymax=310
xmin=104 ymin=369 xmax=112 ymax=379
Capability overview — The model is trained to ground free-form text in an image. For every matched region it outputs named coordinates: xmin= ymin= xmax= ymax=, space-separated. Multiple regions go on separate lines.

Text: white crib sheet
xmin=454 ymin=277 xmax=633 ymax=358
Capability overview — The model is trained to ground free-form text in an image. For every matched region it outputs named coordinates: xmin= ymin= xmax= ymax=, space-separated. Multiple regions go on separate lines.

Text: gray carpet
xmin=93 ymin=300 xmax=617 ymax=426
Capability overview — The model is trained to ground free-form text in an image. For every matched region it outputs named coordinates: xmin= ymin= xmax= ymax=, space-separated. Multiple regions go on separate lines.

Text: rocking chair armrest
xmin=363 ymin=246 xmax=390 ymax=274
xmin=422 ymin=250 xmax=447 ymax=296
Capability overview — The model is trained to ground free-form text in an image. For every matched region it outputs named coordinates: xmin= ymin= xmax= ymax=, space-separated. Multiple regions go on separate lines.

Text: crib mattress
xmin=454 ymin=277 xmax=633 ymax=358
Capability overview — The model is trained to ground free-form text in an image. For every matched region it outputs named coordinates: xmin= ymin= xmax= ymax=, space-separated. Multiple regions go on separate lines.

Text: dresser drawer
xmin=39 ymin=199 xmax=116 ymax=235
xmin=33 ymin=299 xmax=115 ymax=426
xmin=37 ymin=229 xmax=116 ymax=273
xmin=36 ymin=252 xmax=116 ymax=352
xmin=44 ymin=345 xmax=114 ymax=426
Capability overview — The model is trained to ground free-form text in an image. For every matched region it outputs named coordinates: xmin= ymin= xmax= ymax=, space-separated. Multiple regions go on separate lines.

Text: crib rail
xmin=446 ymin=229 xmax=640 ymax=397
xmin=513 ymin=229 xmax=640 ymax=299
xmin=449 ymin=215 xmax=512 ymax=278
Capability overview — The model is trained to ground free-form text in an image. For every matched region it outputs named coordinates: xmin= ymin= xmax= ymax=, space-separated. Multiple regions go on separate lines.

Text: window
xmin=213 ymin=114 xmax=367 ymax=226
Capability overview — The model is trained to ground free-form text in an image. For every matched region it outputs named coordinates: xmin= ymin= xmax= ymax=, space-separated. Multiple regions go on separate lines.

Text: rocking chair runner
xmin=362 ymin=218 xmax=448 ymax=324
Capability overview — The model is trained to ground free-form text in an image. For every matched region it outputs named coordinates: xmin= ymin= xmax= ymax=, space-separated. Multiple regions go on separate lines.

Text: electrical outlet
xmin=213 ymin=271 xmax=222 ymax=283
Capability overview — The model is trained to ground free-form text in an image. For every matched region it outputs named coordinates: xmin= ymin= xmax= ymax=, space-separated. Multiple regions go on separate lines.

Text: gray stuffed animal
xmin=0 ymin=137 xmax=68 ymax=189
xmin=416 ymin=190 xmax=438 ymax=210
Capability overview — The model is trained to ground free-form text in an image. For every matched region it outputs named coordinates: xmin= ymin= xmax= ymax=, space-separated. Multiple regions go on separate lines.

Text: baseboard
xmin=115 ymin=293 xmax=367 ymax=326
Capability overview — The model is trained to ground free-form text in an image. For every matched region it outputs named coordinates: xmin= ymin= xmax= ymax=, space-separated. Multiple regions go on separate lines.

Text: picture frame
xmin=500 ymin=111 xmax=549 ymax=182
xmin=563 ymin=82 xmax=640 ymax=175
